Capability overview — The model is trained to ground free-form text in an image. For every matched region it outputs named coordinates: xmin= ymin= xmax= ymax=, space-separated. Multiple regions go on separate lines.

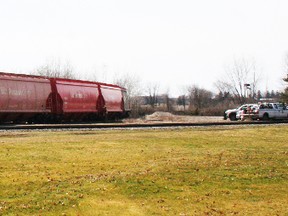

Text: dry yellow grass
xmin=0 ymin=125 xmax=287 ymax=215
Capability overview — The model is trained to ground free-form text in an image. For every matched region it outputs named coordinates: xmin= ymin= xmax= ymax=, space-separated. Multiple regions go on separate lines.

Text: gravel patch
xmin=124 ymin=111 xmax=224 ymax=124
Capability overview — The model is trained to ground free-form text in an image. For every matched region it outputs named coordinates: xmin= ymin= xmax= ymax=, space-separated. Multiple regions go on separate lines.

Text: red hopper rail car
xmin=0 ymin=72 xmax=130 ymax=123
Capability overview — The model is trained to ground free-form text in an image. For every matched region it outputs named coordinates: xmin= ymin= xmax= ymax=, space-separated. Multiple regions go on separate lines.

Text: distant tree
xmin=177 ymin=95 xmax=187 ymax=111
xmin=114 ymin=73 xmax=142 ymax=117
xmin=214 ymin=91 xmax=231 ymax=103
xmin=33 ymin=59 xmax=76 ymax=79
xmin=265 ymin=90 xmax=271 ymax=99
xmin=163 ymin=88 xmax=174 ymax=112
xmin=215 ymin=58 xmax=260 ymax=104
xmin=162 ymin=94 xmax=172 ymax=112
xmin=275 ymin=91 xmax=281 ymax=99
xmin=114 ymin=74 xmax=141 ymax=105
xmin=187 ymin=85 xmax=213 ymax=114
xmin=88 ymin=64 xmax=111 ymax=83
xmin=212 ymin=91 xmax=237 ymax=114
xmin=271 ymin=90 xmax=276 ymax=98
xmin=281 ymin=74 xmax=288 ymax=103
xmin=281 ymin=53 xmax=288 ymax=103
xmin=257 ymin=90 xmax=262 ymax=101
xmin=146 ymin=82 xmax=160 ymax=108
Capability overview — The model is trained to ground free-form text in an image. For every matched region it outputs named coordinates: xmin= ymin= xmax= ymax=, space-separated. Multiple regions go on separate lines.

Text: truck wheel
xmin=263 ymin=113 xmax=269 ymax=121
xmin=229 ymin=113 xmax=237 ymax=121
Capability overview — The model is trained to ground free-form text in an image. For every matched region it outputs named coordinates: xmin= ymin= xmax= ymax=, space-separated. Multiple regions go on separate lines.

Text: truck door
xmin=277 ymin=104 xmax=287 ymax=118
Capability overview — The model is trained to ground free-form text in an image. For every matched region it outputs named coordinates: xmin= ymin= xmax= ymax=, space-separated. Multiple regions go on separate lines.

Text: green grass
xmin=0 ymin=126 xmax=287 ymax=215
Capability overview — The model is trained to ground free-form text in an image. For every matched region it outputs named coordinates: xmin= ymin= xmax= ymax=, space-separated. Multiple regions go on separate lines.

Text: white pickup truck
xmin=240 ymin=103 xmax=288 ymax=120
xmin=258 ymin=103 xmax=288 ymax=120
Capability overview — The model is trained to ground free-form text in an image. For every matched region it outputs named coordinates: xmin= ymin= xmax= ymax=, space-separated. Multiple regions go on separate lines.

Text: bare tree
xmin=114 ymin=73 xmax=141 ymax=102
xmin=281 ymin=53 xmax=288 ymax=102
xmin=114 ymin=73 xmax=142 ymax=117
xmin=177 ymin=95 xmax=187 ymax=111
xmin=33 ymin=59 xmax=76 ymax=79
xmin=215 ymin=58 xmax=260 ymax=104
xmin=146 ymin=82 xmax=160 ymax=108
xmin=162 ymin=88 xmax=173 ymax=112
xmin=88 ymin=64 xmax=112 ymax=83
xmin=187 ymin=85 xmax=213 ymax=114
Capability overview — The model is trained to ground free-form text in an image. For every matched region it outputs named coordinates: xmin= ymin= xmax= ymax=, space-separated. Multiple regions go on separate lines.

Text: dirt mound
xmin=123 ymin=112 xmax=223 ymax=123
xmin=145 ymin=111 xmax=174 ymax=121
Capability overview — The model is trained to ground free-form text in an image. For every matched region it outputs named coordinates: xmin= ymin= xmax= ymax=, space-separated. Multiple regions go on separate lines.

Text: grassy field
xmin=0 ymin=125 xmax=287 ymax=215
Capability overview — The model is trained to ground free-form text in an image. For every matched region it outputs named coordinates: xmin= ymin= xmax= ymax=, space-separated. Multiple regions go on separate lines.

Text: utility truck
xmin=240 ymin=103 xmax=288 ymax=120
xmin=224 ymin=104 xmax=258 ymax=121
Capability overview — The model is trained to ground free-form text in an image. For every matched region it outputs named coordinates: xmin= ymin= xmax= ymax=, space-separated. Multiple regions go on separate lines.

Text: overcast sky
xmin=1 ymin=0 xmax=288 ymax=96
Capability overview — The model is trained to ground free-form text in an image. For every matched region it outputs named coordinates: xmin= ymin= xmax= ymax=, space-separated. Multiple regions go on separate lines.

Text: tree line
xmin=31 ymin=57 xmax=288 ymax=117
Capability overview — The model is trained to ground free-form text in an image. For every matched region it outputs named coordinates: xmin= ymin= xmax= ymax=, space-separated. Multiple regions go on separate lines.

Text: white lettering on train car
xmin=0 ymin=87 xmax=31 ymax=96
xmin=72 ymin=92 xmax=84 ymax=99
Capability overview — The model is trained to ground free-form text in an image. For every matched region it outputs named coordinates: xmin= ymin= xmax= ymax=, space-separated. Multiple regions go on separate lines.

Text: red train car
xmin=49 ymin=78 xmax=128 ymax=121
xmin=0 ymin=72 xmax=51 ymax=123
xmin=100 ymin=83 xmax=127 ymax=119
xmin=0 ymin=72 xmax=129 ymax=123
xmin=49 ymin=78 xmax=104 ymax=121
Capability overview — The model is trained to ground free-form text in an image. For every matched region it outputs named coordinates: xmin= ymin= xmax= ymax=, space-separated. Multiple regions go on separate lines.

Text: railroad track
xmin=1 ymin=120 xmax=288 ymax=130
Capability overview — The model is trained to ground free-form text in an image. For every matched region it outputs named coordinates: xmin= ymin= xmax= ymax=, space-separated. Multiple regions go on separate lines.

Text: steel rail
xmin=0 ymin=120 xmax=288 ymax=130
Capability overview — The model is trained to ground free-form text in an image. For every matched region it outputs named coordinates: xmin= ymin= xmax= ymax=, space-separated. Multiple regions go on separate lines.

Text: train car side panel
xmin=54 ymin=79 xmax=100 ymax=113
xmin=0 ymin=73 xmax=51 ymax=122
xmin=100 ymin=85 xmax=124 ymax=113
